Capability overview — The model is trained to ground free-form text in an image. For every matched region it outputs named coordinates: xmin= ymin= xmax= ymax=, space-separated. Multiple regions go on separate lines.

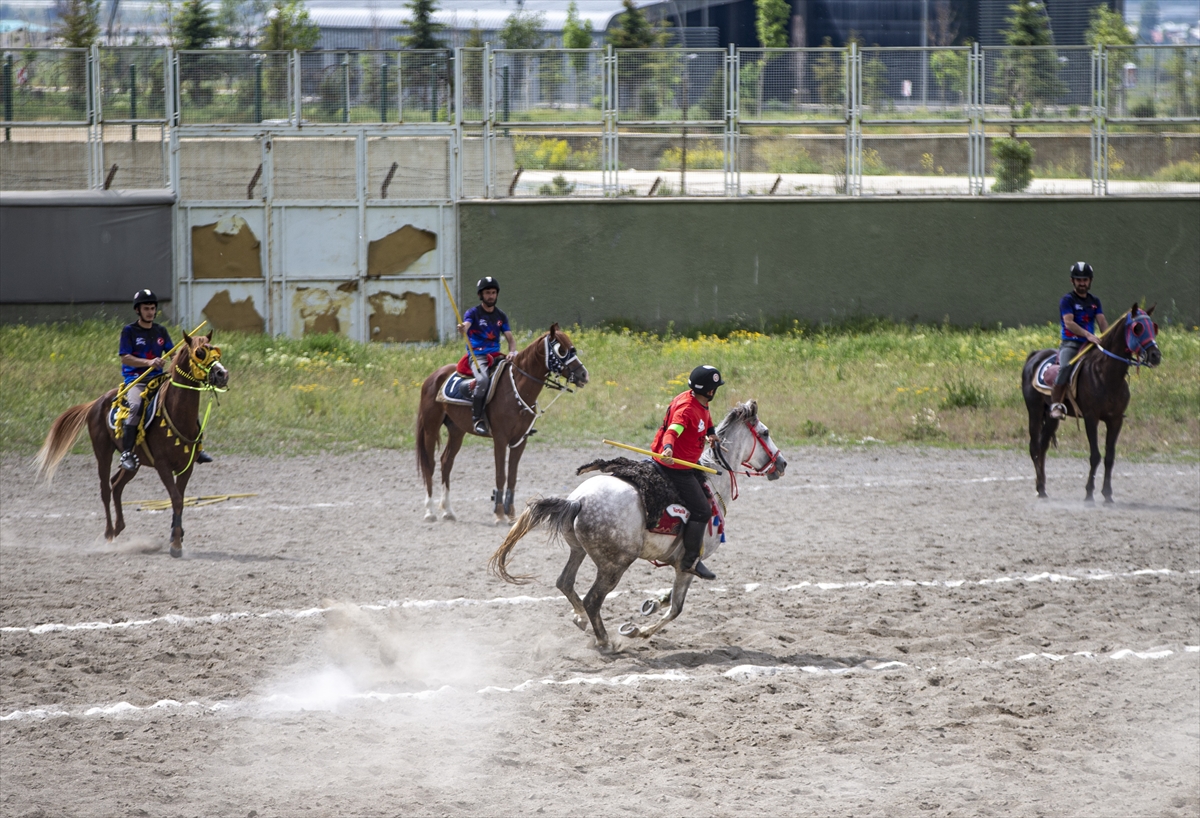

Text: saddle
xmin=1033 ymin=354 xmax=1083 ymax=415
xmin=106 ymin=376 xmax=168 ymax=465
xmin=576 ymin=457 xmax=725 ymax=541
xmin=436 ymin=359 xmax=508 ymax=407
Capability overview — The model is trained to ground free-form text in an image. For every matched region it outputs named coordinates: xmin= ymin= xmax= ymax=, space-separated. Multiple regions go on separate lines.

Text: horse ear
xmin=1145 ymin=303 xmax=1156 ymax=316
xmin=182 ymin=330 xmax=192 ymax=345
xmin=205 ymin=329 xmax=214 ymax=341
xmin=746 ymin=398 xmax=758 ymax=417
xmin=549 ymin=322 xmax=560 ymax=336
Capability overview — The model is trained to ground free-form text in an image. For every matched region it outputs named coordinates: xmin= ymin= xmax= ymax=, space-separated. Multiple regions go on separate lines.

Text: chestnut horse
xmin=34 ymin=331 xmax=229 ymax=557
xmin=1021 ymin=305 xmax=1161 ymax=502
xmin=416 ymin=323 xmax=588 ymax=524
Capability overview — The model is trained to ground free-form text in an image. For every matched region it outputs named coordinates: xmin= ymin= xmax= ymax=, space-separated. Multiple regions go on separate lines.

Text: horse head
xmin=1125 ymin=304 xmax=1161 ymax=368
xmin=547 ymin=323 xmax=589 ymax=387
xmin=176 ymin=330 xmax=229 ymax=389
xmin=715 ymin=399 xmax=787 ymax=480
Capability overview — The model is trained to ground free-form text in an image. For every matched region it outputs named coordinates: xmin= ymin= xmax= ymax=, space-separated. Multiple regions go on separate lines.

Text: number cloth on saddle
xmin=576 ymin=456 xmax=721 ymax=536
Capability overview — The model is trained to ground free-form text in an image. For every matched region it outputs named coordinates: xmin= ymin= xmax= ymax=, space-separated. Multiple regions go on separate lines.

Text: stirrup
xmin=473 ymin=419 xmax=489 ymax=435
xmin=1049 ymin=402 xmax=1067 ymax=420
xmin=118 ymin=450 xmax=139 ymax=472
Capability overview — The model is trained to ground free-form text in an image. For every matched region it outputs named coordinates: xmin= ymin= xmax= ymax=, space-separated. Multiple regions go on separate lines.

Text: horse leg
xmin=148 ymin=458 xmax=186 ymax=557
xmin=1101 ymin=416 xmax=1124 ymax=504
xmin=582 ymin=560 xmax=633 ymax=652
xmin=420 ymin=425 xmax=441 ymax=523
xmin=95 ymin=435 xmax=118 ymax=540
xmin=109 ymin=463 xmax=138 ymax=539
xmin=438 ymin=424 xmax=466 ymax=522
xmin=491 ymin=437 xmax=508 ymax=525
xmin=555 ymin=530 xmax=590 ymax=631
xmin=1083 ymin=418 xmax=1102 ymax=502
xmin=1028 ymin=406 xmax=1051 ymax=498
xmin=504 ymin=440 xmax=528 ymax=522
xmin=623 ymin=567 xmax=695 ymax=640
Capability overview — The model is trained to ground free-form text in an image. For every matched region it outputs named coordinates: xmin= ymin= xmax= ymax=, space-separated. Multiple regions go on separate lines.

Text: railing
xmin=1 ymin=44 xmax=1196 ymax=197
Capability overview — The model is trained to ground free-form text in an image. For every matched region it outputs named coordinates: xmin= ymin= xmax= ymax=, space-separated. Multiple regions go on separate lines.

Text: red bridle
xmin=714 ymin=420 xmax=782 ymax=501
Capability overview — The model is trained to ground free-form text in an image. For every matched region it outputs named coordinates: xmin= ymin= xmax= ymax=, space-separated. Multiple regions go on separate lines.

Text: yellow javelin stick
xmin=114 ymin=320 xmax=208 ymax=403
xmin=440 ymin=276 xmax=482 ymax=373
xmin=602 ymin=439 xmax=718 ymax=474
xmin=1068 ymin=310 xmax=1128 ymax=366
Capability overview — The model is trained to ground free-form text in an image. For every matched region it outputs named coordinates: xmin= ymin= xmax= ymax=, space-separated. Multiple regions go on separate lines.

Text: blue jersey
xmin=1059 ymin=292 xmax=1103 ymax=341
xmin=463 ymin=305 xmax=510 ymax=356
xmin=119 ymin=322 xmax=173 ymax=383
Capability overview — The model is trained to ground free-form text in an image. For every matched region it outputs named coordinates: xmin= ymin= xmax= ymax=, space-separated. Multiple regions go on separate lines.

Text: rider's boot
xmin=1049 ymin=382 xmax=1068 ymax=420
xmin=118 ymin=425 xmax=140 ymax=471
xmin=472 ymin=373 xmax=491 ymax=435
xmin=196 ymin=445 xmax=213 ymax=464
xmin=680 ymin=520 xmax=716 ymax=580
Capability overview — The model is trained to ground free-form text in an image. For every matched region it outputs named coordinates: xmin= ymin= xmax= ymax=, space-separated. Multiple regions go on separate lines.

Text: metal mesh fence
xmin=1 ymin=48 xmax=91 ymax=123
xmin=860 ymin=128 xmax=972 ymax=195
xmin=1105 ymin=46 xmax=1200 ymax=120
xmin=98 ymin=46 xmax=168 ymax=122
xmin=298 ymin=50 xmax=452 ymax=125
xmin=737 ymin=126 xmax=847 ymax=195
xmin=0 ymin=125 xmax=90 ymax=189
xmin=738 ymin=49 xmax=846 ymax=123
xmin=459 ymin=49 xmax=485 ymax=124
xmin=615 ymin=49 xmax=725 ymax=124
xmin=1105 ymin=123 xmax=1200 ymax=195
xmin=981 ymin=46 xmax=1093 ymax=120
xmin=100 ymin=123 xmax=168 ymax=188
xmin=858 ymin=48 xmax=971 ymax=121
xmin=368 ymin=135 xmax=452 ymax=200
xmin=177 ymin=136 xmax=263 ymax=199
xmin=491 ymin=49 xmax=605 ymax=124
xmin=507 ymin=130 xmax=604 ymax=197
xmin=177 ymin=51 xmax=292 ymax=125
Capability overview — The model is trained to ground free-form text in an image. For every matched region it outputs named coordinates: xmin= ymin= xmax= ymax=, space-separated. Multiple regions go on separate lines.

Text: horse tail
xmin=33 ymin=399 xmax=96 ymax=483
xmin=414 ymin=382 xmax=443 ymax=481
xmin=489 ymin=497 xmax=582 ymax=585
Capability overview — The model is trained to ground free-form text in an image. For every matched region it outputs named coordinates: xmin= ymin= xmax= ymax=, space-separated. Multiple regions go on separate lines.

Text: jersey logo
xmin=698 ymin=419 xmax=706 ymax=433
xmin=134 ymin=337 xmax=146 ymax=346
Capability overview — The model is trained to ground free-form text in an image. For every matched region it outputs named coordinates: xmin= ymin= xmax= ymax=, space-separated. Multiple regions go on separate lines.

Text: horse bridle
xmin=710 ymin=419 xmax=782 ymax=501
xmin=170 ymin=344 xmax=225 ymax=390
xmin=511 ymin=334 xmax=582 ymax=392
xmin=1093 ymin=312 xmax=1158 ymax=368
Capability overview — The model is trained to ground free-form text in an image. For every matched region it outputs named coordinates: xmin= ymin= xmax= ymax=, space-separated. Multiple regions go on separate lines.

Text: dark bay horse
xmin=1022 ymin=305 xmax=1160 ymax=501
xmin=34 ymin=331 xmax=229 ymax=557
xmin=416 ymin=323 xmax=588 ymax=524
xmin=490 ymin=400 xmax=786 ymax=651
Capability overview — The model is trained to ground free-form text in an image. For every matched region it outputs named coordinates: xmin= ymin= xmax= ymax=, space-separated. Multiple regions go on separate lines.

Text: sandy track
xmin=2 ymin=445 xmax=1198 ymax=818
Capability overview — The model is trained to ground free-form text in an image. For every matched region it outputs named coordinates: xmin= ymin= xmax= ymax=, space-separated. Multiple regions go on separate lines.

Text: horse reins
xmin=710 ymin=420 xmax=782 ymax=502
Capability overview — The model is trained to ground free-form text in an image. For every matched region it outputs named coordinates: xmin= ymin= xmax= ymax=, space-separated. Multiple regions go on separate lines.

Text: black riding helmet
xmin=133 ymin=288 xmax=158 ymax=309
xmin=688 ymin=365 xmax=725 ymax=396
xmin=1069 ymin=261 xmax=1094 ymax=279
xmin=477 ymin=276 xmax=500 ymax=295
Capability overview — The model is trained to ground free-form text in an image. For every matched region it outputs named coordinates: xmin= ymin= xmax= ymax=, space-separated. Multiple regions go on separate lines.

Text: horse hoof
xmin=573 ymin=615 xmax=588 ymax=631
xmin=441 ymin=511 xmax=456 ymax=522
xmin=169 ymin=545 xmax=182 ymax=558
xmin=618 ymin=622 xmax=639 ymax=638
xmin=423 ymin=513 xmax=436 ymax=523
xmin=641 ymin=599 xmax=660 ymax=616
xmin=1037 ymin=493 xmax=1048 ymax=499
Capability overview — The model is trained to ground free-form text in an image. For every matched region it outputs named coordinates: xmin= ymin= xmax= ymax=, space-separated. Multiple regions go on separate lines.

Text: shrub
xmin=513 ymin=136 xmax=599 ymax=170
xmin=658 ymin=140 xmax=725 ymax=171
xmin=991 ymin=137 xmax=1034 ymax=192
xmin=538 ymin=174 xmax=576 ymax=196
xmin=1153 ymin=157 xmax=1200 ymax=183
xmin=757 ymin=139 xmax=823 ymax=174
xmin=942 ymin=377 xmax=990 ymax=409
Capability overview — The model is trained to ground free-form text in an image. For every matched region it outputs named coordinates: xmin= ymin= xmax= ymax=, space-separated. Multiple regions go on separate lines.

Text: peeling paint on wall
xmin=192 ymin=215 xmax=263 ymax=279
xmin=368 ymin=291 xmax=438 ymax=342
xmin=366 ymin=225 xmax=437 ymax=277
xmin=293 ymin=286 xmax=354 ymax=335
xmin=201 ymin=290 xmax=265 ymax=333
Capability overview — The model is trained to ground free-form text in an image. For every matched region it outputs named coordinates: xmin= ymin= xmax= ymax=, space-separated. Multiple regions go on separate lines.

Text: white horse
xmin=490 ymin=400 xmax=786 ymax=651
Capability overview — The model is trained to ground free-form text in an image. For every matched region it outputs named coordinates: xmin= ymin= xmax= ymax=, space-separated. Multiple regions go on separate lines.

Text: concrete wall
xmin=459 ymin=197 xmax=1200 ymax=329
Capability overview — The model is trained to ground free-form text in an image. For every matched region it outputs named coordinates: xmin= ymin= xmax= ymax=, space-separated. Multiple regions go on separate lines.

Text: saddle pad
xmin=435 ymin=360 xmax=509 ymax=406
xmin=107 ymin=382 xmax=166 ymax=433
xmin=649 ymin=492 xmax=725 ymax=542
xmin=1032 ymin=354 xmax=1081 ymax=398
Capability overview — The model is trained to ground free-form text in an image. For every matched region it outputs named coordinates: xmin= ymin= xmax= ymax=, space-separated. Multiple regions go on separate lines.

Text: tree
xmin=53 ymin=0 xmax=100 ymax=113
xmin=608 ymin=0 xmax=660 ymax=49
xmin=997 ymin=1 xmax=1064 ymax=120
xmin=499 ymin=9 xmax=545 ymax=50
xmin=1004 ymin=0 xmax=1054 ymax=47
xmin=562 ymin=1 xmax=593 ymax=75
xmin=220 ymin=0 xmax=268 ymax=47
xmin=930 ymin=48 xmax=968 ymax=102
xmin=401 ymin=0 xmax=444 ymax=50
xmin=258 ymin=0 xmax=317 ymax=51
xmin=755 ymin=0 xmax=790 ymax=48
xmin=1085 ymin=5 xmax=1134 ymax=47
xmin=812 ymin=37 xmax=844 ymax=109
xmin=175 ymin=0 xmax=220 ymax=50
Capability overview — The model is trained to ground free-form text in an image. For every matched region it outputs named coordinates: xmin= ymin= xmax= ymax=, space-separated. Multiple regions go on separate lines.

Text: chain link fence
xmin=3 ymin=44 xmax=1196 ymax=197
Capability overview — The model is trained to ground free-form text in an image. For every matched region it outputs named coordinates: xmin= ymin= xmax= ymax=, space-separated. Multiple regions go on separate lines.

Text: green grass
xmin=2 ymin=320 xmax=1197 ymax=459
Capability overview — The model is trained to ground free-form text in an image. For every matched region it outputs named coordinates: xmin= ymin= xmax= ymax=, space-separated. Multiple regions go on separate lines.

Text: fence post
xmin=254 ymin=56 xmax=263 ymax=123
xmin=3 ymin=54 xmax=12 ymax=142
xmin=130 ymin=62 xmax=138 ymax=141
xmin=431 ymin=58 xmax=439 ymax=123
xmin=484 ymin=42 xmax=493 ymax=198
xmin=380 ymin=54 xmax=389 ymax=122
xmin=342 ymin=53 xmax=350 ymax=124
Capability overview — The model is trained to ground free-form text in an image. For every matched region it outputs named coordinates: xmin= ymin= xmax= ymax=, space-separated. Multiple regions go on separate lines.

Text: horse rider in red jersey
xmin=456 ymin=276 xmax=516 ymax=435
xmin=1050 ymin=262 xmax=1108 ymax=420
xmin=652 ymin=364 xmax=725 ymax=580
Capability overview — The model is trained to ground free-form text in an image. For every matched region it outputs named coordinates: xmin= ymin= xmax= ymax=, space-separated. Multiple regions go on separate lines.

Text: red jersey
xmin=651 ymin=391 xmax=714 ymax=469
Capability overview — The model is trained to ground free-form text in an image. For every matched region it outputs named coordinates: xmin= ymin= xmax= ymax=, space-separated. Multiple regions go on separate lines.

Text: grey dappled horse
xmin=490 ymin=400 xmax=786 ymax=651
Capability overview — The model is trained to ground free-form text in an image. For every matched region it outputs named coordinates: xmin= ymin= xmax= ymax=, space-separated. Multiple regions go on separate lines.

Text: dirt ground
xmin=1 ymin=443 xmax=1198 ymax=818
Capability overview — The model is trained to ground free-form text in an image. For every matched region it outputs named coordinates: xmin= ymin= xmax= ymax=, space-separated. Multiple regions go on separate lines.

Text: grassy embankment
xmin=2 ymin=320 xmax=1196 ymax=459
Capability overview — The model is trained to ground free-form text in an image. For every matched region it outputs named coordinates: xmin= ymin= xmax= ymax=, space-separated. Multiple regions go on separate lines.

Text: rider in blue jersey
xmin=1050 ymin=262 xmax=1108 ymax=420
xmin=456 ymin=276 xmax=516 ymax=435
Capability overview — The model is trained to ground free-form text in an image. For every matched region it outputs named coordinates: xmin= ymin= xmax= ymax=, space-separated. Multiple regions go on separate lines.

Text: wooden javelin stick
xmin=115 ymin=320 xmax=209 ymax=402
xmin=602 ymin=439 xmax=718 ymax=474
xmin=1070 ymin=309 xmax=1123 ymax=364
xmin=440 ymin=276 xmax=482 ymax=373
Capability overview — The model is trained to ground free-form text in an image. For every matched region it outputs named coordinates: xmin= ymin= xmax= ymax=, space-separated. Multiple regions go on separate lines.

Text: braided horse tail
xmin=34 ymin=399 xmax=99 ymax=483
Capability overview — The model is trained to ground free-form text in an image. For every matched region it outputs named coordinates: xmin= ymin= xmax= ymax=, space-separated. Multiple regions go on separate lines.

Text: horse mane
xmin=716 ymin=399 xmax=758 ymax=435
